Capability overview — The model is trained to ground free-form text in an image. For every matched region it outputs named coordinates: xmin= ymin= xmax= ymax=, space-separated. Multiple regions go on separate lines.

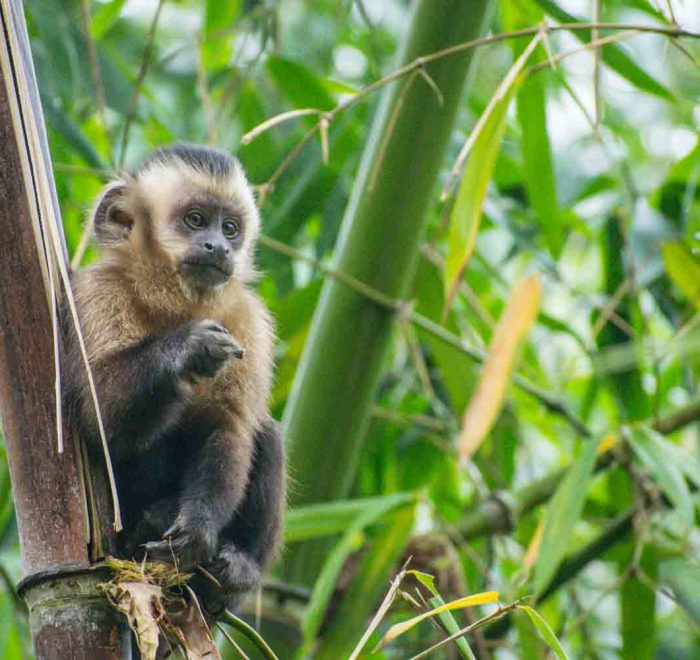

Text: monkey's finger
xmin=143 ymin=539 xmax=177 ymax=560
xmin=207 ymin=335 xmax=245 ymax=360
xmin=224 ymin=338 xmax=245 ymax=359
xmin=199 ymin=320 xmax=230 ymax=334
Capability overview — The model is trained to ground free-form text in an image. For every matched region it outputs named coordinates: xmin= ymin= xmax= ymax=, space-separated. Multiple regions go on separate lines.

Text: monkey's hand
xmin=177 ymin=319 xmax=244 ymax=379
xmin=143 ymin=510 xmax=218 ymax=568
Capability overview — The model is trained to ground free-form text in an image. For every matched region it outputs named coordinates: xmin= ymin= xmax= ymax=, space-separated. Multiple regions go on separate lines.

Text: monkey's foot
xmin=143 ymin=515 xmax=218 ymax=568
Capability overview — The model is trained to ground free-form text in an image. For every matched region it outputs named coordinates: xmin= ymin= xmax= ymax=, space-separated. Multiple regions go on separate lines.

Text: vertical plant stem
xmin=282 ymin=0 xmax=492 ymax=585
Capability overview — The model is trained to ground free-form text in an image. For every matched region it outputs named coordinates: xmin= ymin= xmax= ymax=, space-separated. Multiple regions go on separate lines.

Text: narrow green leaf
xmin=444 ymin=34 xmax=542 ymax=305
xmin=285 ymin=492 xmax=415 ymax=543
xmin=516 ymin=74 xmax=561 ymax=253
xmin=407 ymin=569 xmax=437 ymax=594
xmin=662 ymin=242 xmax=700 ymax=311
xmin=635 ymin=425 xmax=700 ymax=489
xmin=313 ymin=504 xmax=417 ymax=660
xmin=532 ymin=0 xmax=673 ymax=100
xmin=444 ymin=79 xmax=518 ymax=301
xmin=503 ymin=0 xmax=561 ymax=254
xmin=43 ymin=100 xmax=107 ymax=170
xmin=91 ymin=0 xmax=126 ymax=40
xmin=515 ymin=607 xmax=544 ymax=660
xmin=301 ymin=495 xmax=417 ymax=645
xmin=426 ymin=591 xmax=475 ymax=660
xmin=518 ymin=606 xmax=569 ymax=659
xmin=660 ymin=558 xmax=700 ymax=625
xmin=221 ymin=610 xmax=279 ymax=660
xmin=533 ymin=438 xmax=599 ymax=594
xmin=0 ymin=594 xmax=24 ymax=660
xmin=629 ymin=427 xmax=694 ymax=528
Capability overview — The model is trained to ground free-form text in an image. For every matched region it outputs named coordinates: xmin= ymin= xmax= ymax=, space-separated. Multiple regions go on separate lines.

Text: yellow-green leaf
xmin=377 ymin=591 xmax=499 ymax=649
xmin=444 ymin=35 xmax=542 ymax=310
xmin=459 ymin=274 xmax=542 ymax=460
xmin=662 ymin=242 xmax=700 ymax=311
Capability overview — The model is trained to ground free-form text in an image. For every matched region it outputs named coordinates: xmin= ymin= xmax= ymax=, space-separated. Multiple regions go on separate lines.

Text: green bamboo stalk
xmin=283 ymin=0 xmax=492 ymax=585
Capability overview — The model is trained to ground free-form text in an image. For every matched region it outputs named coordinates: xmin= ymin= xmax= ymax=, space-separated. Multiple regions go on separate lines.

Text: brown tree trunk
xmin=0 ymin=1 xmax=128 ymax=657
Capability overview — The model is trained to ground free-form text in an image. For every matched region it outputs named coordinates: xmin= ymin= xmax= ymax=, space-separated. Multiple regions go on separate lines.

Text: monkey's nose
xmin=203 ymin=242 xmax=230 ymax=257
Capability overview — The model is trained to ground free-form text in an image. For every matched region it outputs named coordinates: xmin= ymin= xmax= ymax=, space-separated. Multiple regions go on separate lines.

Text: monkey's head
xmin=91 ymin=144 xmax=260 ymax=294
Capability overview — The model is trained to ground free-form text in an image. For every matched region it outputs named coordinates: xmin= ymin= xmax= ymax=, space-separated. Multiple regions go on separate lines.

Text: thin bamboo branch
xmin=592 ymin=0 xmax=602 ymax=139
xmin=411 ymin=600 xmax=524 ymax=659
xmin=243 ymin=21 xmax=699 ymax=145
xmin=244 ymin=21 xmax=699 ymax=196
xmin=260 ymin=234 xmax=592 ymax=436
xmin=117 ymin=0 xmax=165 ymax=168
xmin=79 ymin=0 xmax=113 ymax=167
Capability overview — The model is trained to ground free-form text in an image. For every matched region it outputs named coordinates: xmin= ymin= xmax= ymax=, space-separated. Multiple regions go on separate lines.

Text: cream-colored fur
xmin=73 ymin=159 xmax=274 ymax=446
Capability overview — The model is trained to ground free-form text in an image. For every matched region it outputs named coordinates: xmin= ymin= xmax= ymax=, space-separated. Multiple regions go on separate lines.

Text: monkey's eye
xmin=222 ymin=219 xmax=241 ymax=240
xmin=184 ymin=209 xmax=207 ymax=229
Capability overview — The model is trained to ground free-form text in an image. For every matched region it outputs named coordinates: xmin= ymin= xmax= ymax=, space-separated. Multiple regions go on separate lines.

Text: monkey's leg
xmin=145 ymin=423 xmax=254 ymax=567
xmin=193 ymin=419 xmax=286 ymax=616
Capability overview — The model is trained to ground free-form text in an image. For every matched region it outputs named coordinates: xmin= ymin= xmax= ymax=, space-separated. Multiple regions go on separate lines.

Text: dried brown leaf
xmin=102 ymin=581 xmax=164 ymax=660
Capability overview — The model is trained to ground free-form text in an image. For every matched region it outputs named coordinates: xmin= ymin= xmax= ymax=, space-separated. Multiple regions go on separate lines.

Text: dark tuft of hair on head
xmin=136 ymin=143 xmax=238 ymax=180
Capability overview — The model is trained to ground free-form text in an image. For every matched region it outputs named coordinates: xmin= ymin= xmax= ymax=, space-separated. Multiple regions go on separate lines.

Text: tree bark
xmin=0 ymin=1 xmax=128 ymax=656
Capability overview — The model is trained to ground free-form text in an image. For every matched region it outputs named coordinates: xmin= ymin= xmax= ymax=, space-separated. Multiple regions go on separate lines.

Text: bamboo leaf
xmin=660 ymin=558 xmax=700 ymax=625
xmin=516 ymin=72 xmax=562 ymax=254
xmin=459 ymin=274 xmax=542 ymax=460
xmin=407 ymin=570 xmax=437 ymax=593
xmin=91 ymin=0 xmax=126 ymax=40
xmin=267 ymin=57 xmax=336 ymax=110
xmin=503 ymin=0 xmax=562 ymax=254
xmin=377 ymin=592 xmax=499 ymax=650
xmin=629 ymin=427 xmax=694 ymax=528
xmin=285 ymin=492 xmax=415 ymax=543
xmin=662 ymin=242 xmax=700 ymax=311
xmin=533 ymin=437 xmax=599 ymax=594
xmin=517 ymin=606 xmax=569 ymax=660
xmin=532 ymin=0 xmax=673 ymax=100
xmin=301 ymin=495 xmax=418 ymax=646
xmin=427 ymin=593 xmax=476 ymax=660
xmin=201 ymin=0 xmax=240 ymax=71
xmin=444 ymin=73 xmax=523 ymax=306
xmin=407 ymin=570 xmax=475 ymax=658
xmin=621 ymin=549 xmax=657 ymax=659
xmin=314 ymin=504 xmax=418 ymax=659
xmin=639 ymin=428 xmax=700 ymax=488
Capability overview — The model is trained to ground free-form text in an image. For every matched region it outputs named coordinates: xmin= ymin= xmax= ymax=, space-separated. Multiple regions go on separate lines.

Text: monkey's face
xmin=172 ymin=197 xmax=241 ymax=289
xmin=91 ymin=148 xmax=261 ymax=292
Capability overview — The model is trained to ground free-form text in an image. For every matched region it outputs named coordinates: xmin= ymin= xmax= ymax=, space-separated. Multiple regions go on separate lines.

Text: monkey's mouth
xmin=180 ymin=259 xmax=233 ymax=286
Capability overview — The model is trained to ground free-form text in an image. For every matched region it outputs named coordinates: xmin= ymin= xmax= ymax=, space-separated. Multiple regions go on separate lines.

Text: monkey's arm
xmin=193 ymin=418 xmax=286 ymax=615
xmin=224 ymin=417 xmax=286 ymax=568
xmin=65 ymin=320 xmax=242 ymax=462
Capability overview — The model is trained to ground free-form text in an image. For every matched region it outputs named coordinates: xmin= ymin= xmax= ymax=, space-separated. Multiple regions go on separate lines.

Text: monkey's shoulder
xmin=69 ymin=265 xmax=147 ymax=357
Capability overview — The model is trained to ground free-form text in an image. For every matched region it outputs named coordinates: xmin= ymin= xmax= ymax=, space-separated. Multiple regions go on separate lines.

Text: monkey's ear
xmin=92 ymin=184 xmax=134 ymax=246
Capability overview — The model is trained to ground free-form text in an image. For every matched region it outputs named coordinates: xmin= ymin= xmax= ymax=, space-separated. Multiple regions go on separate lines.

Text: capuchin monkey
xmin=62 ymin=144 xmax=285 ymax=615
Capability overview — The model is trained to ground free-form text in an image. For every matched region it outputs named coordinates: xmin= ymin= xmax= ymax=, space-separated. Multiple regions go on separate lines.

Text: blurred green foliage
xmin=1 ymin=0 xmax=700 ymax=657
